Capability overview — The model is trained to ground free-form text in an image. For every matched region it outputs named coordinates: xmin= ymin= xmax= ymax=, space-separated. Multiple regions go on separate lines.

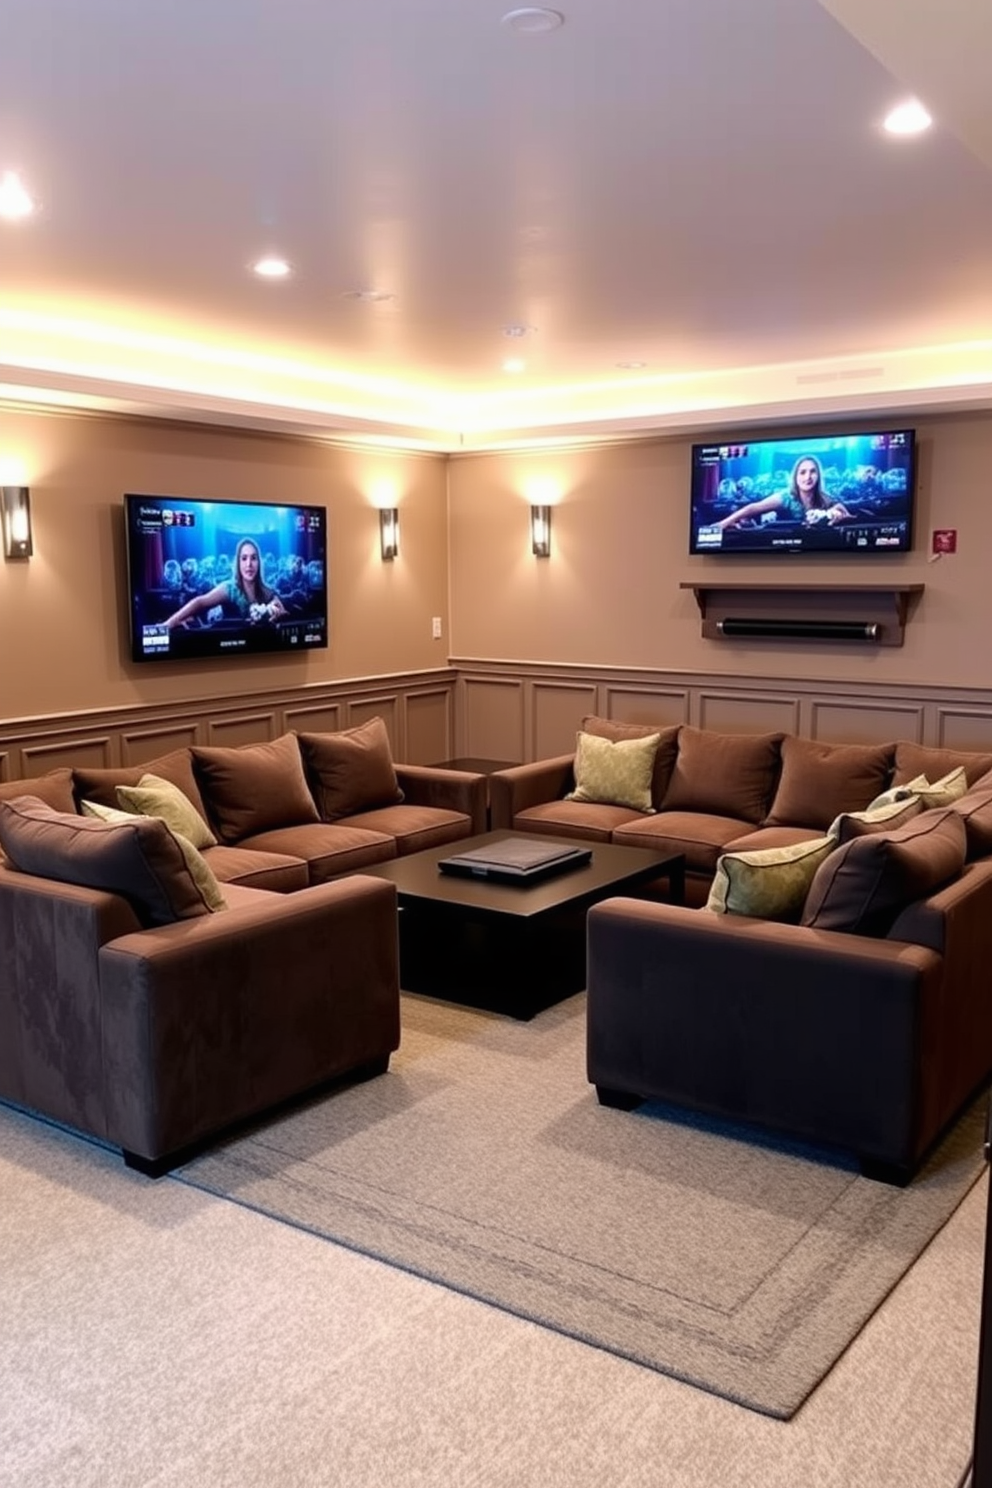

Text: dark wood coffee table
xmin=363 ymin=831 xmax=684 ymax=1019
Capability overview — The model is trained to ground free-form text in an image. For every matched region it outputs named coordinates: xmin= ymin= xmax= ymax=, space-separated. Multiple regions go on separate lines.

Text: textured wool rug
xmin=174 ymin=991 xmax=986 ymax=1419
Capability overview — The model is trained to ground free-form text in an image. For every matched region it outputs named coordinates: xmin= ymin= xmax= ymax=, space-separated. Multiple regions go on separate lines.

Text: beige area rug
xmin=174 ymin=992 xmax=985 ymax=1419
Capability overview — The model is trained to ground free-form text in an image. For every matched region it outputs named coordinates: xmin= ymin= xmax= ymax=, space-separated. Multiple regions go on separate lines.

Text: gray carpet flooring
xmin=175 ymin=991 xmax=986 ymax=1418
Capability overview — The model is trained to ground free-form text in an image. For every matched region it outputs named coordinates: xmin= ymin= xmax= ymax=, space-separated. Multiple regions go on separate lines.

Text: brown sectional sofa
xmin=491 ymin=721 xmax=992 ymax=1180
xmin=0 ymin=723 xmax=486 ymax=1173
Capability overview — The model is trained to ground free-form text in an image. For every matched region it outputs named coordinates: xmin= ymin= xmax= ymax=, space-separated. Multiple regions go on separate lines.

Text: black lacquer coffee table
xmin=363 ymin=831 xmax=684 ymax=1019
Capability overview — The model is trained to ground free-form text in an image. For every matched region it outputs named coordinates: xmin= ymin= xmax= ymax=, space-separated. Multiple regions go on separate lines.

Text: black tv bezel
xmin=688 ymin=427 xmax=918 ymax=558
xmin=123 ymin=492 xmax=329 ymax=665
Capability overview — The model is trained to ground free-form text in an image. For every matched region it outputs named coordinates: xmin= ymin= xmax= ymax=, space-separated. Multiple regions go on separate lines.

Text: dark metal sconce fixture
xmin=2 ymin=486 xmax=32 ymax=560
xmin=531 ymin=504 xmax=551 ymax=557
xmin=380 ymin=507 xmax=399 ymax=561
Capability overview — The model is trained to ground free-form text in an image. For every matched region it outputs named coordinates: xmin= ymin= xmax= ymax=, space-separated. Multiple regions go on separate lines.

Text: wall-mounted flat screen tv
xmin=689 ymin=428 xmax=916 ymax=555
xmin=124 ymin=494 xmax=328 ymax=663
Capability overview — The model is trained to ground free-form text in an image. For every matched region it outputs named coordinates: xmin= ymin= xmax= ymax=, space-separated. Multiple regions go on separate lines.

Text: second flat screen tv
xmin=689 ymin=428 xmax=916 ymax=555
xmin=125 ymin=494 xmax=328 ymax=663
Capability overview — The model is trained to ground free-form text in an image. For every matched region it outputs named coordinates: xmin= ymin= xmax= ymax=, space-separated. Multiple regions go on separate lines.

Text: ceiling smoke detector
xmin=501 ymin=8 xmax=564 ymax=34
xmin=342 ymin=289 xmax=396 ymax=303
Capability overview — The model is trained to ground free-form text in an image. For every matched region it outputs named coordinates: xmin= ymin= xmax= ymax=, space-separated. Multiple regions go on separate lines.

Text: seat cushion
xmin=202 ymin=844 xmax=309 ymax=893
xmin=513 ymin=800 xmax=643 ymax=843
xmin=801 ymin=807 xmax=967 ymax=936
xmin=660 ymin=728 xmax=782 ymax=825
xmin=612 ymin=811 xmax=755 ymax=876
xmin=339 ymin=804 xmax=472 ymax=855
xmin=192 ymin=733 xmax=319 ymax=843
xmin=236 ymin=822 xmax=397 ymax=883
xmin=763 ymin=736 xmax=894 ymax=830
xmin=0 ymin=796 xmax=219 ymax=926
xmin=721 ymin=825 xmax=827 ymax=854
xmin=297 ymin=717 xmax=405 ymax=822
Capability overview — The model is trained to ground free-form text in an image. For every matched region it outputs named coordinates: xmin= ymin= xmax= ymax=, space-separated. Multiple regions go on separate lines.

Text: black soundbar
xmin=716 ymin=618 xmax=881 ymax=641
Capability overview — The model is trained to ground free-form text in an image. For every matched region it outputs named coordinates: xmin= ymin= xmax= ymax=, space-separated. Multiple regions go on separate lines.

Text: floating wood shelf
xmin=681 ymin=582 xmax=925 ymax=648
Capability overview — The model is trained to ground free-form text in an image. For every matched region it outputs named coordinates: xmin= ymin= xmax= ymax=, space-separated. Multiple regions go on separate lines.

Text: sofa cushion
xmin=949 ymin=787 xmax=992 ymax=861
xmin=706 ymin=835 xmax=836 ymax=922
xmin=0 ymin=796 xmax=221 ymax=926
xmin=565 ymin=730 xmax=659 ymax=813
xmin=801 ymin=807 xmax=967 ymax=936
xmin=612 ymin=810 xmax=756 ymax=877
xmin=514 ymin=801 xmax=643 ymax=843
xmin=201 ymin=844 xmax=309 ymax=893
xmin=580 ymin=716 xmax=680 ymax=807
xmin=115 ymin=772 xmax=218 ymax=850
xmin=893 ymin=742 xmax=992 ymax=789
xmin=297 ymin=717 xmax=405 ymax=823
xmin=73 ymin=747 xmax=208 ymax=819
xmin=236 ymin=822 xmax=397 ymax=883
xmin=904 ymin=767 xmax=969 ymax=808
xmin=192 ymin=733 xmax=319 ymax=844
xmin=764 ymin=736 xmax=894 ymax=831
xmin=337 ymin=803 xmax=472 ymax=855
xmin=0 ymin=769 xmax=76 ymax=814
xmin=721 ymin=825 xmax=826 ymax=854
xmin=80 ymin=798 xmax=227 ymax=912
xmin=660 ymin=728 xmax=782 ymax=825
xmin=828 ymin=794 xmax=923 ymax=844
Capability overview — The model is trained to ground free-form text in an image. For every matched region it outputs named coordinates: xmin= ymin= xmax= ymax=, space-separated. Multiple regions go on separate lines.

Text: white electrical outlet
xmin=431 ymin=616 xmax=443 ymax=639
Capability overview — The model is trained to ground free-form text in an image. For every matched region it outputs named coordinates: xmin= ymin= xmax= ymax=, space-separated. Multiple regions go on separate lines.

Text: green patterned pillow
xmin=115 ymin=772 xmax=217 ymax=850
xmin=81 ymin=799 xmax=226 ymax=912
xmin=565 ymin=730 xmax=660 ymax=813
xmin=904 ymin=767 xmax=969 ymax=808
xmin=706 ymin=835 xmax=836 ymax=922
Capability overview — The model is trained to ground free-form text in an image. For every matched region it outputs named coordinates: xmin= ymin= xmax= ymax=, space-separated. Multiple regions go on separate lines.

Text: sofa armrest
xmin=97 ymin=875 xmax=401 ymax=1161
xmin=489 ymin=755 xmax=576 ymax=830
xmin=586 ymin=897 xmax=943 ymax=1169
xmin=395 ymin=764 xmax=487 ymax=835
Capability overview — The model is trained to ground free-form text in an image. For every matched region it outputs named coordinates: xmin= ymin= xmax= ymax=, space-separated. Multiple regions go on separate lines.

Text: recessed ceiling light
xmin=252 ymin=256 xmax=291 ymax=278
xmin=0 ymin=171 xmax=36 ymax=221
xmin=342 ymin=288 xmax=396 ymax=303
xmin=501 ymin=8 xmax=564 ymax=34
xmin=503 ymin=358 xmax=526 ymax=373
xmin=883 ymin=99 xmax=932 ymax=136
xmin=616 ymin=360 xmax=647 ymax=370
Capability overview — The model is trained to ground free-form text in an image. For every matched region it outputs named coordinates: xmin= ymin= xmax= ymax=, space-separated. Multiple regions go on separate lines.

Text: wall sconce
xmin=2 ymin=486 xmax=32 ymax=560
xmin=530 ymin=504 xmax=551 ymax=558
xmin=380 ymin=507 xmax=399 ymax=561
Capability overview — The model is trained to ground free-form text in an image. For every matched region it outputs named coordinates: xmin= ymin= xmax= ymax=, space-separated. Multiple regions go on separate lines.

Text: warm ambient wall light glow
xmin=0 ymin=171 xmax=35 ymax=220
xmin=530 ymin=504 xmax=551 ymax=557
xmin=2 ymin=486 xmax=33 ymax=559
xmin=380 ymin=507 xmax=399 ymax=561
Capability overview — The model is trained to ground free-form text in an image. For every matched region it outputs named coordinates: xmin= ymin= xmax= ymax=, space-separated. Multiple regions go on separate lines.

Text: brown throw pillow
xmin=0 ymin=796 xmax=217 ymax=926
xmin=950 ymin=787 xmax=992 ymax=861
xmin=829 ymin=794 xmax=923 ymax=845
xmin=0 ymin=768 xmax=76 ymax=813
xmin=801 ymin=807 xmax=967 ymax=936
xmin=580 ymin=716 xmax=680 ymax=807
xmin=892 ymin=742 xmax=992 ymax=790
xmin=191 ymin=734 xmax=318 ymax=844
xmin=297 ymin=717 xmax=404 ymax=822
xmin=764 ymin=736 xmax=894 ymax=831
xmin=660 ymin=728 xmax=783 ymax=825
xmin=73 ymin=747 xmax=207 ymax=819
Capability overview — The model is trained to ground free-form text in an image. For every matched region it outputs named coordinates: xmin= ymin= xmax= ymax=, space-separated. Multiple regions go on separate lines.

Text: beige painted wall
xmin=0 ymin=408 xmax=450 ymax=719
xmin=447 ymin=411 xmax=992 ymax=688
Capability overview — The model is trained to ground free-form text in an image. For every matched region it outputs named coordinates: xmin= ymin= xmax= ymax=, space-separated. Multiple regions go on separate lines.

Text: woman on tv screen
xmin=713 ymin=455 xmax=853 ymax=531
xmin=165 ymin=537 xmax=287 ymax=630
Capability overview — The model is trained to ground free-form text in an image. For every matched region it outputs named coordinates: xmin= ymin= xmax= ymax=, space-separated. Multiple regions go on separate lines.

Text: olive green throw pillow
xmin=115 ymin=773 xmax=218 ymax=850
xmin=81 ymin=799 xmax=227 ymax=913
xmin=904 ymin=767 xmax=969 ymax=808
xmin=565 ymin=730 xmax=660 ymax=813
xmin=706 ymin=835 xmax=836 ymax=922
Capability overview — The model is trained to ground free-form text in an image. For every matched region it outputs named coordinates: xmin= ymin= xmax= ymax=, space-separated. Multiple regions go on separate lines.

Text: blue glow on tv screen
xmin=124 ymin=494 xmax=328 ymax=663
xmin=689 ymin=428 xmax=916 ymax=555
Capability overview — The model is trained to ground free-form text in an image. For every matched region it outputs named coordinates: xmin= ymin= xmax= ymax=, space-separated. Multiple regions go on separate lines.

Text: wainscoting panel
xmin=346 ymin=696 xmax=400 ymax=736
xmin=935 ymin=709 xmax=992 ymax=753
xmin=460 ymin=676 xmax=527 ymax=764
xmin=205 ymin=712 xmax=281 ymax=748
xmin=21 ymin=735 xmax=115 ymax=773
xmin=404 ymin=688 xmax=453 ymax=766
xmin=696 ymin=691 xmax=800 ymax=736
xmin=283 ymin=701 xmax=343 ymax=735
xmin=532 ymin=682 xmax=600 ymax=759
xmin=119 ymin=722 xmax=200 ymax=765
xmin=807 ymin=700 xmax=925 ymax=746
xmin=599 ymin=686 xmax=689 ymax=727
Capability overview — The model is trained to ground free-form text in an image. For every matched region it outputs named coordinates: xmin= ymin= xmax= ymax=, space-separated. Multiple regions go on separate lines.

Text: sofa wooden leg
xmin=596 ymin=1085 xmax=643 ymax=1112
xmin=859 ymin=1155 xmax=913 ymax=1187
xmin=122 ymin=1148 xmax=177 ymax=1179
